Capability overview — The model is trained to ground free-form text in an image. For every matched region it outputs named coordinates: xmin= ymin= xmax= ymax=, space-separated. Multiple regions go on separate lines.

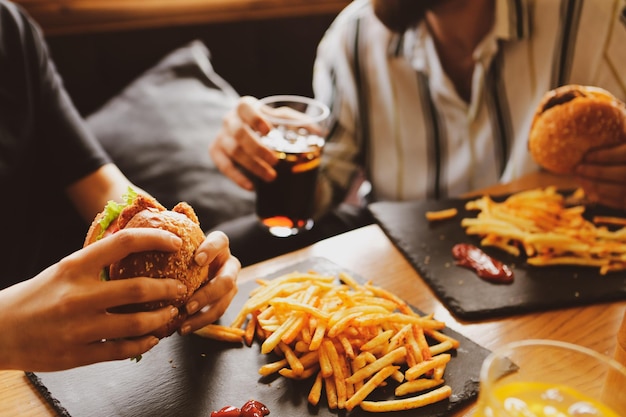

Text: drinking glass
xmin=254 ymin=95 xmax=329 ymax=237
xmin=473 ymin=339 xmax=626 ymax=417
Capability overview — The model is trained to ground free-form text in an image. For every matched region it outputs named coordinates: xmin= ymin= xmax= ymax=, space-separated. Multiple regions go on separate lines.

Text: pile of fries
xmin=196 ymin=270 xmax=459 ymax=412
xmin=460 ymin=186 xmax=626 ymax=275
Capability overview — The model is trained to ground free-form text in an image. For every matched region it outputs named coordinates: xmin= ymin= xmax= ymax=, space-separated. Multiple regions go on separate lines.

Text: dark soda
xmin=255 ymin=146 xmax=322 ymax=236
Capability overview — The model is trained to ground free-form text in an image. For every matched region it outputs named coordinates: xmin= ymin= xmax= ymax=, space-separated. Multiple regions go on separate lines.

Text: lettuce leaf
xmin=96 ymin=187 xmax=137 ymax=282
xmin=96 ymin=187 xmax=137 ymax=240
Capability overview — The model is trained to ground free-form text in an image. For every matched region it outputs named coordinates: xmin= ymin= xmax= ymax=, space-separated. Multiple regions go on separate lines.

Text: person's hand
xmin=209 ymin=96 xmax=278 ymax=191
xmin=574 ymin=142 xmax=626 ymax=210
xmin=0 ymin=228 xmax=187 ymax=372
xmin=179 ymin=231 xmax=240 ymax=336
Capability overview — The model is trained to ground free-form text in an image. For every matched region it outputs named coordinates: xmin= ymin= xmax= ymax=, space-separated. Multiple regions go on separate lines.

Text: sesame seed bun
xmin=528 ymin=85 xmax=626 ymax=174
xmin=84 ymin=194 xmax=208 ymax=338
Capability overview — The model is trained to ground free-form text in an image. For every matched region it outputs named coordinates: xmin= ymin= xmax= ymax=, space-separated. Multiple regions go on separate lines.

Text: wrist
xmin=0 ymin=286 xmax=23 ymax=370
xmin=0 ymin=307 xmax=14 ymax=370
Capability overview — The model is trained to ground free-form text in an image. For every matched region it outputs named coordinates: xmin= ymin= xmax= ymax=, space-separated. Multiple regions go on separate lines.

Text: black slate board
xmin=368 ymin=198 xmax=626 ymax=321
xmin=27 ymin=257 xmax=490 ymax=417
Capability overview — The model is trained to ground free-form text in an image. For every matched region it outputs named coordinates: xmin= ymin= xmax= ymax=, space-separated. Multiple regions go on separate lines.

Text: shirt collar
xmin=399 ymin=0 xmax=530 ymax=69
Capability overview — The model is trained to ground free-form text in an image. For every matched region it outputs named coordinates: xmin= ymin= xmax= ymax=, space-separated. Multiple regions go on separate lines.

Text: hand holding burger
xmin=84 ymin=190 xmax=239 ymax=339
xmin=0 ymin=190 xmax=239 ymax=372
xmin=0 ymin=226 xmax=187 ymax=371
xmin=529 ymin=85 xmax=626 ymax=209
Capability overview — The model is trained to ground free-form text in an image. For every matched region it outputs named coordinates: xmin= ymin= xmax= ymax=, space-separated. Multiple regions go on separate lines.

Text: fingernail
xmin=180 ymin=324 xmax=191 ymax=336
xmin=195 ymin=251 xmax=208 ymax=266
xmin=186 ymin=301 xmax=199 ymax=315
xmin=149 ymin=337 xmax=159 ymax=348
xmin=177 ymin=283 xmax=187 ymax=296
xmin=170 ymin=307 xmax=179 ymax=318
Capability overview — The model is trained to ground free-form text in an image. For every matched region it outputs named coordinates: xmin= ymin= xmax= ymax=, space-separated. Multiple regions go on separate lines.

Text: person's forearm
xmin=65 ymin=163 xmax=148 ymax=223
xmin=0 ymin=284 xmax=22 ymax=370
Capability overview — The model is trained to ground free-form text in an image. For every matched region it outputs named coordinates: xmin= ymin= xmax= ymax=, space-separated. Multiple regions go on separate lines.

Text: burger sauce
xmin=452 ymin=243 xmax=514 ymax=284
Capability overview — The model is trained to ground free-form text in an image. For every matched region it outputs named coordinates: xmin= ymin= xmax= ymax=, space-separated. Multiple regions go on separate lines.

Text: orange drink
xmin=473 ymin=381 xmax=621 ymax=417
xmin=474 ymin=340 xmax=626 ymax=417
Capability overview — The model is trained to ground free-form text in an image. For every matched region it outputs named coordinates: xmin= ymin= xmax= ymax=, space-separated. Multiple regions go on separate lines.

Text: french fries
xmin=460 ymin=186 xmax=626 ymax=275
xmin=197 ymin=270 xmax=458 ymax=412
xmin=193 ymin=324 xmax=245 ymax=343
xmin=425 ymin=208 xmax=458 ymax=221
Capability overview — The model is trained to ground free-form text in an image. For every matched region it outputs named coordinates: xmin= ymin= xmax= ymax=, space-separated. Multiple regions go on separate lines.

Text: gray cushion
xmin=87 ymin=40 xmax=254 ymax=231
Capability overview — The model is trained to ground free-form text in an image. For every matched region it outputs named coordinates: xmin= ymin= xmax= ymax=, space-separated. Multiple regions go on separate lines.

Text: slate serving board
xmin=368 ymin=197 xmax=626 ymax=321
xmin=27 ymin=257 xmax=491 ymax=417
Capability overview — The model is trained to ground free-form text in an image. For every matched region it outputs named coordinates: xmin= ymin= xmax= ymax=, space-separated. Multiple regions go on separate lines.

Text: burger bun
xmin=85 ymin=194 xmax=208 ymax=338
xmin=528 ymin=84 xmax=626 ymax=174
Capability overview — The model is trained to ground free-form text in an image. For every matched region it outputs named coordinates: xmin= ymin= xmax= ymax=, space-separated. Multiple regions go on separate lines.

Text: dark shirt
xmin=0 ymin=1 xmax=110 ymax=289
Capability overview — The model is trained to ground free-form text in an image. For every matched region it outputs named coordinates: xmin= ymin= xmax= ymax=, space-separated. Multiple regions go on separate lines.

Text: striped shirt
xmin=313 ymin=0 xmax=626 ymax=213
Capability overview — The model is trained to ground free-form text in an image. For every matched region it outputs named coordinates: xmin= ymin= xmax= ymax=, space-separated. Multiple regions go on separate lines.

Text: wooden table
xmin=2 ymin=171 xmax=625 ymax=416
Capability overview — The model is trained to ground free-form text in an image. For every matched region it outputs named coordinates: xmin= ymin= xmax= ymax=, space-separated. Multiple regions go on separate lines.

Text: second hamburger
xmin=528 ymin=84 xmax=626 ymax=174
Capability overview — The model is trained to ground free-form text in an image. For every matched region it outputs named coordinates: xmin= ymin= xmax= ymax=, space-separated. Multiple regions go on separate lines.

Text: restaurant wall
xmin=44 ymin=14 xmax=336 ymax=116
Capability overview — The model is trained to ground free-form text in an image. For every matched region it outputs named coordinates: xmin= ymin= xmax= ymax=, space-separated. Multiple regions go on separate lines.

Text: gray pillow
xmin=87 ymin=40 xmax=254 ymax=231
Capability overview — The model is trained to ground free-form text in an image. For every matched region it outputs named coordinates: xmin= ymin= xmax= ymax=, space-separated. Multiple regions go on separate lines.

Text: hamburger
xmin=528 ymin=84 xmax=626 ymax=174
xmin=84 ymin=189 xmax=208 ymax=339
